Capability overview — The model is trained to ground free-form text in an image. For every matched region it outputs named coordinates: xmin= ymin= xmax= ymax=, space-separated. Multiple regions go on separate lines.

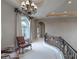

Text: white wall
xmin=1 ymin=0 xmax=15 ymax=49
xmin=40 ymin=17 xmax=77 ymax=50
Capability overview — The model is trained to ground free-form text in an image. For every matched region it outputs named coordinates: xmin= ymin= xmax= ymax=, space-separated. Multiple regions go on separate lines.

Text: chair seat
xmin=19 ymin=44 xmax=31 ymax=48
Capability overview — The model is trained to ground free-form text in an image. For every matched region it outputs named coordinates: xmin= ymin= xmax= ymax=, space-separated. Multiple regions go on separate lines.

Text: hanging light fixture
xmin=17 ymin=0 xmax=37 ymax=15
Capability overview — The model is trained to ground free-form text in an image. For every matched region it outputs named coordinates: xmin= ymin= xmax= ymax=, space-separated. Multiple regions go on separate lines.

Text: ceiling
xmin=4 ymin=0 xmax=77 ymax=18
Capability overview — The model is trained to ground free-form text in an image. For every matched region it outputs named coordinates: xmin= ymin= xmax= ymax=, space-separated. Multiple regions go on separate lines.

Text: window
xmin=21 ymin=16 xmax=30 ymax=40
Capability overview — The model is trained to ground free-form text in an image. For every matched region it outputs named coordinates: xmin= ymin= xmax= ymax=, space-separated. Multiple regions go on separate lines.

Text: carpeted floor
xmin=20 ymin=38 xmax=64 ymax=59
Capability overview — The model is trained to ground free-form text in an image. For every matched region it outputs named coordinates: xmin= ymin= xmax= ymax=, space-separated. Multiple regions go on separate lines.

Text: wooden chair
xmin=16 ymin=36 xmax=32 ymax=53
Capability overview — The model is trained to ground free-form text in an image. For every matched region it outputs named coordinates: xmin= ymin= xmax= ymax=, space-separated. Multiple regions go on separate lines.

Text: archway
xmin=37 ymin=22 xmax=45 ymax=38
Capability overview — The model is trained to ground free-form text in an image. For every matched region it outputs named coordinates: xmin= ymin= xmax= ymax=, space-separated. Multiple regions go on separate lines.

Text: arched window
xmin=21 ymin=16 xmax=30 ymax=40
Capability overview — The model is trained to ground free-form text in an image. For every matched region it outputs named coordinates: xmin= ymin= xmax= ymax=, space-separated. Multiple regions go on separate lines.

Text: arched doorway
xmin=37 ymin=22 xmax=45 ymax=38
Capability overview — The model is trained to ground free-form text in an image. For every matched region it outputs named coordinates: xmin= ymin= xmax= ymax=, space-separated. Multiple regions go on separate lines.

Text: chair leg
xmin=22 ymin=48 xmax=24 ymax=54
xmin=30 ymin=45 xmax=32 ymax=50
xmin=18 ymin=48 xmax=22 ymax=54
xmin=19 ymin=48 xmax=20 ymax=54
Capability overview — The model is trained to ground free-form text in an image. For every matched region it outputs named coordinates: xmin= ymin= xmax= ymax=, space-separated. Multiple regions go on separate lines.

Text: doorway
xmin=37 ymin=22 xmax=45 ymax=38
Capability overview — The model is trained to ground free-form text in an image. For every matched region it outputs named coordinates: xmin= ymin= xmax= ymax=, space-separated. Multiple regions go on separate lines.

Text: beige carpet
xmin=20 ymin=39 xmax=64 ymax=59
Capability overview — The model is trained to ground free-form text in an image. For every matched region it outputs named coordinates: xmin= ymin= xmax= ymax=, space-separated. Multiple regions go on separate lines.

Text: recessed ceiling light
xmin=64 ymin=11 xmax=67 ymax=13
xmin=68 ymin=1 xmax=72 ymax=4
xmin=52 ymin=12 xmax=55 ymax=14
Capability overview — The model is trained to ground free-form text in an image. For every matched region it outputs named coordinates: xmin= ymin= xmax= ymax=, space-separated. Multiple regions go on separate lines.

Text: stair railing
xmin=45 ymin=36 xmax=77 ymax=59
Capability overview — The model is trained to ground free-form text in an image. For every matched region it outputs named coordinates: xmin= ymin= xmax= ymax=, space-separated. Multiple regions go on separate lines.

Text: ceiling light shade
xmin=34 ymin=4 xmax=37 ymax=9
xmin=26 ymin=0 xmax=30 ymax=5
xmin=21 ymin=1 xmax=25 ymax=6
xmin=31 ymin=2 xmax=35 ymax=6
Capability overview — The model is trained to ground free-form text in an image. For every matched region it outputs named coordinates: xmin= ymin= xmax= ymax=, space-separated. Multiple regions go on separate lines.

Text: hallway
xmin=20 ymin=38 xmax=64 ymax=59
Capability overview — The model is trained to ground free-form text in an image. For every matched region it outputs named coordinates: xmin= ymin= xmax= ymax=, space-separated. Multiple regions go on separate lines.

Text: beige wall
xmin=40 ymin=17 xmax=77 ymax=50
xmin=1 ymin=0 xmax=15 ymax=49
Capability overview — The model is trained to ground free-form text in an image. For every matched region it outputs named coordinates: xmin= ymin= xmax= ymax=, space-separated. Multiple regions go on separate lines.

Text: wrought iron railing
xmin=45 ymin=36 xmax=77 ymax=59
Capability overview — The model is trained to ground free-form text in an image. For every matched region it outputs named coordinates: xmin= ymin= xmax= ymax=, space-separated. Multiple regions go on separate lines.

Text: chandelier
xmin=17 ymin=0 xmax=37 ymax=15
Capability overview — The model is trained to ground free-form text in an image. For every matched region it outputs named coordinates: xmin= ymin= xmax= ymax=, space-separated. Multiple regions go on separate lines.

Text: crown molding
xmin=46 ymin=12 xmax=77 ymax=17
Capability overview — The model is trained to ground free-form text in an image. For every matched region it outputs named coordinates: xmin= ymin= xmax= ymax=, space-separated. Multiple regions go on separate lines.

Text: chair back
xmin=16 ymin=36 xmax=25 ymax=45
